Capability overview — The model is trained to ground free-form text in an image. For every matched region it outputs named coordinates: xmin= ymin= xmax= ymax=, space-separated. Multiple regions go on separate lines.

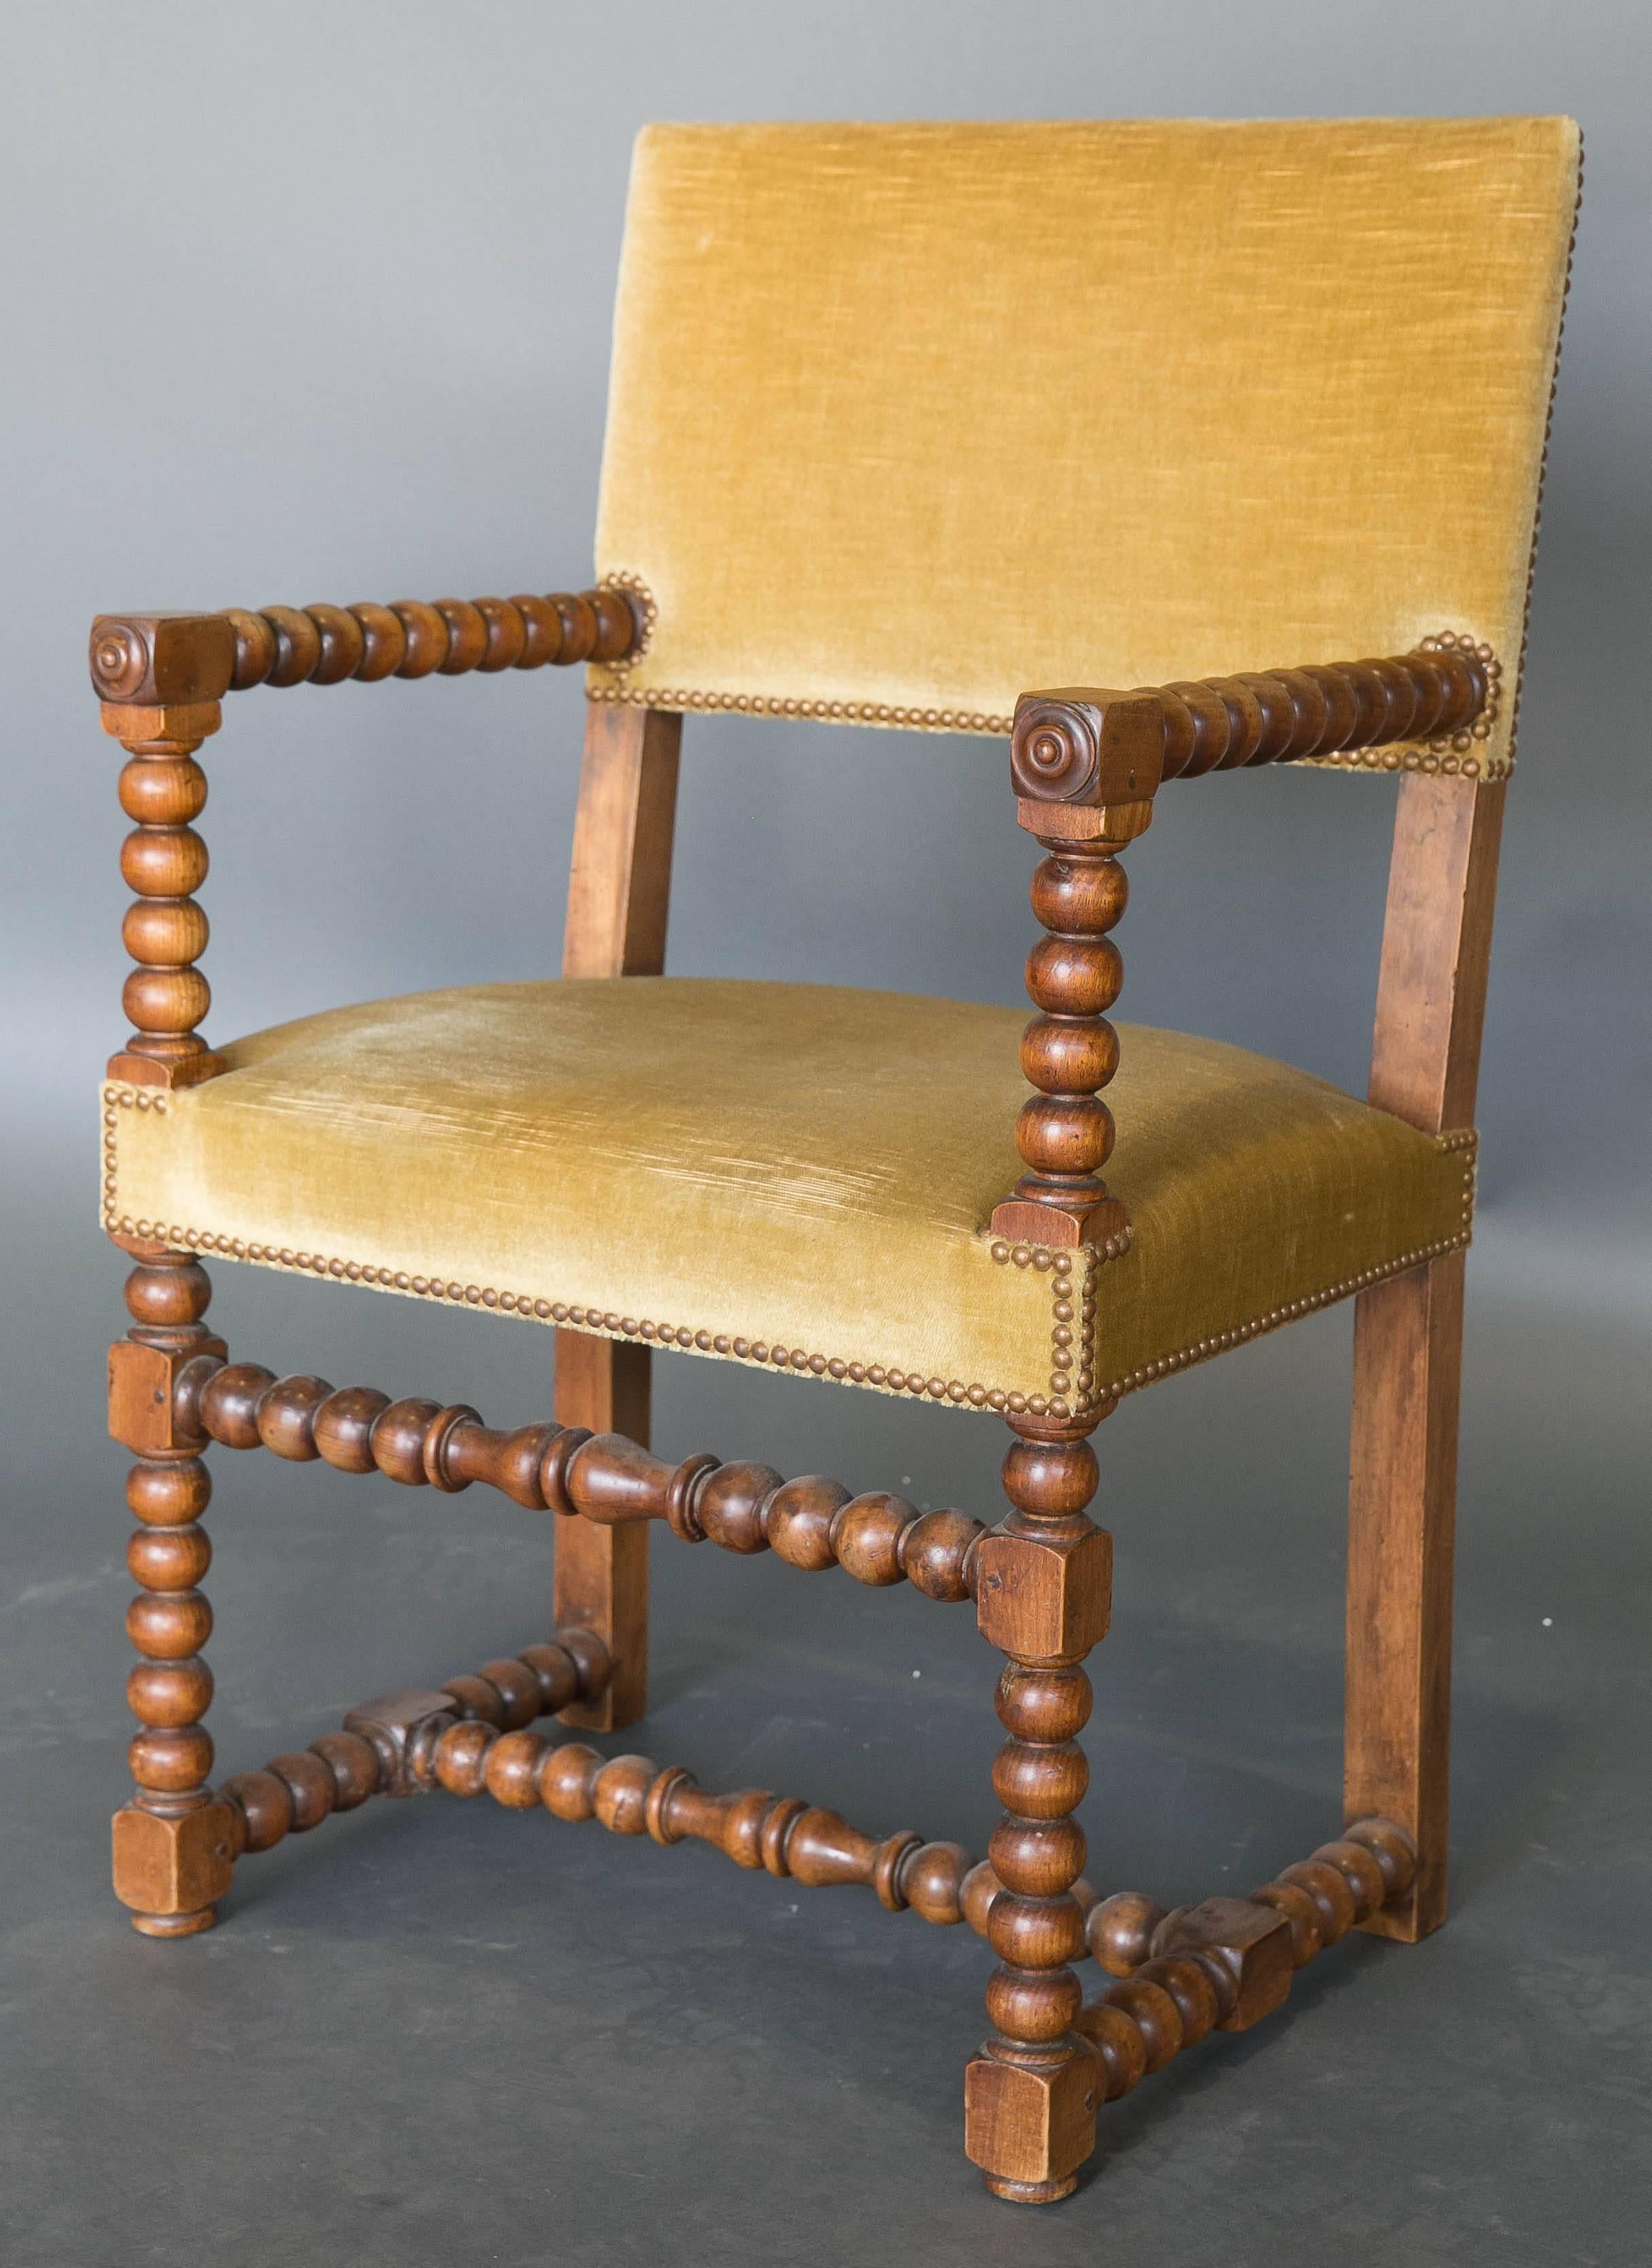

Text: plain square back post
xmin=1345 ymin=773 xmax=1506 ymax=1939
xmin=552 ymin=699 xmax=684 ymax=1731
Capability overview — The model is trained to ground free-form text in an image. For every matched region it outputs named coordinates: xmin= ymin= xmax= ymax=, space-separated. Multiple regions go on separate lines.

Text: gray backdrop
xmin=3 ymin=6 xmax=1647 ymax=2265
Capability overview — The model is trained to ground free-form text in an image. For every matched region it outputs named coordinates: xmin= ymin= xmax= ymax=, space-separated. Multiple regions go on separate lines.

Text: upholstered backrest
xmin=590 ymin=119 xmax=1579 ymax=774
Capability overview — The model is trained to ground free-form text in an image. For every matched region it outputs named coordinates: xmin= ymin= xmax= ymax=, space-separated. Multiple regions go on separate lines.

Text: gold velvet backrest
xmin=590 ymin=118 xmax=1579 ymax=772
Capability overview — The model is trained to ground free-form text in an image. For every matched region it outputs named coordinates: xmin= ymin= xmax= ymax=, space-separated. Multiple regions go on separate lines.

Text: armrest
xmin=1008 ymin=643 xmax=1496 ymax=841
xmin=991 ymin=643 xmax=1497 ymax=1285
xmin=90 ymin=584 xmax=645 ymax=1099
xmin=90 ymin=585 xmax=643 ymax=705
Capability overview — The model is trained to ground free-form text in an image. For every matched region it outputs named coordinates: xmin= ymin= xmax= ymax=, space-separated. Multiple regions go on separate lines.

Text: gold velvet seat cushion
xmin=102 ymin=981 xmax=1475 ymax=1419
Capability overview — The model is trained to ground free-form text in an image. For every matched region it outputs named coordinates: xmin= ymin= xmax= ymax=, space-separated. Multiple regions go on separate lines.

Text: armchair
xmin=93 ymin=117 xmax=1580 ymax=2204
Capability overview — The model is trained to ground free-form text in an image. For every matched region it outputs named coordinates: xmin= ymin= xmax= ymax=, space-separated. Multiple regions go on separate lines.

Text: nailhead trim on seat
xmin=101 ymin=1091 xmax=1477 ymax=1420
xmin=1093 ymin=1129 xmax=1477 ymax=1401
xmin=988 ymin=1227 xmax=1130 ymax=1408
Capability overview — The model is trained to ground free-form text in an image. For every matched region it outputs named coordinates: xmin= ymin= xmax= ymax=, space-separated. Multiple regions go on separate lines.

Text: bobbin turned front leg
xmin=107 ymin=1248 xmax=236 ymax=1935
xmin=965 ymin=1423 xmax=1112 ymax=2203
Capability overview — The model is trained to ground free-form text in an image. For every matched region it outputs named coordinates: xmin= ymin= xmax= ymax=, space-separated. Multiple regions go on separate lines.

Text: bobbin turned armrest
xmin=1007 ymin=643 xmax=1495 ymax=841
xmin=991 ymin=645 xmax=1496 ymax=1254
xmin=89 ymin=589 xmax=645 ymax=1098
xmin=89 ymin=585 xmax=643 ymax=705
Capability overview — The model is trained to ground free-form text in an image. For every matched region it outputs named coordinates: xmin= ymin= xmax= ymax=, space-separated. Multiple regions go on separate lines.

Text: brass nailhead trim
xmin=1302 ymin=637 xmax=1507 ymax=780
xmin=986 ymin=1226 xmax=1129 ymax=1412
xmin=101 ymin=1094 xmax=1476 ymax=1422
xmin=1095 ymin=1135 xmax=1479 ymax=1401
xmin=1096 ymin=1230 xmax=1472 ymax=1400
xmin=100 ymin=1088 xmax=1036 ymax=1412
xmin=590 ymin=631 xmax=1506 ymax=770
xmin=1504 ymin=149 xmax=1583 ymax=771
xmin=595 ymin=571 xmax=656 ymax=672
xmin=587 ymin=680 xmax=1016 ymax=737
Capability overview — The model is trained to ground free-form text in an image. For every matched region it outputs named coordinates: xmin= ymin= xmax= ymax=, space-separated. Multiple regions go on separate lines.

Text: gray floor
xmin=3 ymin=1163 xmax=1647 ymax=2268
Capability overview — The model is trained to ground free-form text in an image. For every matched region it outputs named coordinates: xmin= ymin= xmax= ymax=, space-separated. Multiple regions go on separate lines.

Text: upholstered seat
xmin=103 ymin=978 xmax=1474 ymax=1419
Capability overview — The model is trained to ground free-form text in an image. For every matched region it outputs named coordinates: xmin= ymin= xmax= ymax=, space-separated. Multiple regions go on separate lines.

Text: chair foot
xmin=112 ymin=1798 xmax=235 ymax=1935
xmin=129 ymin=1905 xmax=218 ymax=1939
xmin=985 ymin=2175 xmax=1079 ymax=2207
xmin=965 ymin=2046 xmax=1100 ymax=2201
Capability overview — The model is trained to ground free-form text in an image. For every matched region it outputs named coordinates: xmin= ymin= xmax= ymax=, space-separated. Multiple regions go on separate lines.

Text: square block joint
xmin=107 ymin=1337 xmax=224 ymax=1455
xmin=975 ymin=1524 xmax=1112 ymax=1663
xmin=344 ymin=1689 xmax=458 ymax=1795
xmin=1164 ymin=1895 xmax=1294 ymax=2031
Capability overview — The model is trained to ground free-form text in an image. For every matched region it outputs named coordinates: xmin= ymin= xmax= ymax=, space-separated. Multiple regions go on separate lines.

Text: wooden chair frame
xmin=94 ymin=596 xmax=1502 ymax=2203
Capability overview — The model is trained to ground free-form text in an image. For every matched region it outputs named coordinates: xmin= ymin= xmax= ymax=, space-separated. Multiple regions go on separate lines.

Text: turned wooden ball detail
xmin=127 ymin=1523 xmax=211 ymax=1589
xmin=433 ymin=1720 xmax=496 ymax=1798
xmin=1086 ymin=1889 xmax=1170 ymax=1978
xmin=985 ymin=1962 xmax=1083 ymax=2044
xmin=484 ymin=1731 xmax=547 ymax=1809
xmin=118 ymin=754 xmax=207 ymax=825
xmin=591 ymin=1755 xmax=655 ymax=1835
xmin=900 ymin=1841 xmax=972 ymax=1926
xmin=1311 ymin=1837 xmax=1387 ymax=1920
xmin=992 ymin=1738 xmax=1089 ymax=1818
xmin=309 ymin=1731 xmax=381 ymax=1809
xmin=125 ymin=1258 xmax=212 ymax=1328
xmin=1025 ymin=933 xmax=1124 ymax=1019
xmin=765 ymin=1476 xmax=852 ymax=1570
xmin=1020 ymin=1015 xmax=1119 ymax=1094
xmin=126 ymin=1458 xmax=211 ymax=1525
xmin=441 ymin=1674 xmax=507 ymax=1727
xmin=540 ymin=1742 xmax=603 ymax=1821
xmin=1074 ymin=2000 xmax=1149 ymax=2101
xmin=129 ymin=1724 xmax=214 ymax=1793
xmin=1030 ymin=852 xmax=1128 ymax=934
xmin=696 ymin=1461 xmax=783 ymax=1554
xmin=518 ymin=1642 xmax=580 ymax=1714
xmin=1000 ymin=1437 xmax=1099 ymax=1521
xmin=312 ymin=1386 xmax=392 ymax=1473
xmin=1276 ymin=1857 xmax=1358 ymax=1944
xmin=477 ymin=1658 xmax=543 ymax=1731
xmin=269 ymin=1750 xmax=338 ymax=1832
xmin=121 ymin=898 xmax=209 ymax=967
xmin=987 ymin=1893 xmax=1088 ymax=1970
xmin=221 ymin=1767 xmax=294 ymax=1852
xmin=125 ymin=1588 xmax=212 ymax=1659
xmin=988 ymin=1814 xmax=1087 ymax=1898
xmin=256 ymin=1376 xmax=334 ymax=1461
xmin=995 ymin=1665 xmax=1093 ymax=1744
xmin=127 ymin=1655 xmax=212 ymax=1727
xmin=303 ymin=603 xmax=366 ymax=683
xmin=830 ymin=1493 xmax=914 ymax=1585
xmin=197 ymin=1365 xmax=277 ymax=1449
xmin=900 ymin=1510 xmax=985 ymax=1601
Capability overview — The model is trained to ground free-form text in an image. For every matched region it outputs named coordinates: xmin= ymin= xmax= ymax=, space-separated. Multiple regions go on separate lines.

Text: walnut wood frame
xmin=97 ymin=605 xmax=1501 ymax=2203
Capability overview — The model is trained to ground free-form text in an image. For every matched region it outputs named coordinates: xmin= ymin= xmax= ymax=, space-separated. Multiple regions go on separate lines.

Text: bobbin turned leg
xmin=108 ymin=1249 xmax=235 ymax=1936
xmin=965 ymin=1423 xmax=1112 ymax=2203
